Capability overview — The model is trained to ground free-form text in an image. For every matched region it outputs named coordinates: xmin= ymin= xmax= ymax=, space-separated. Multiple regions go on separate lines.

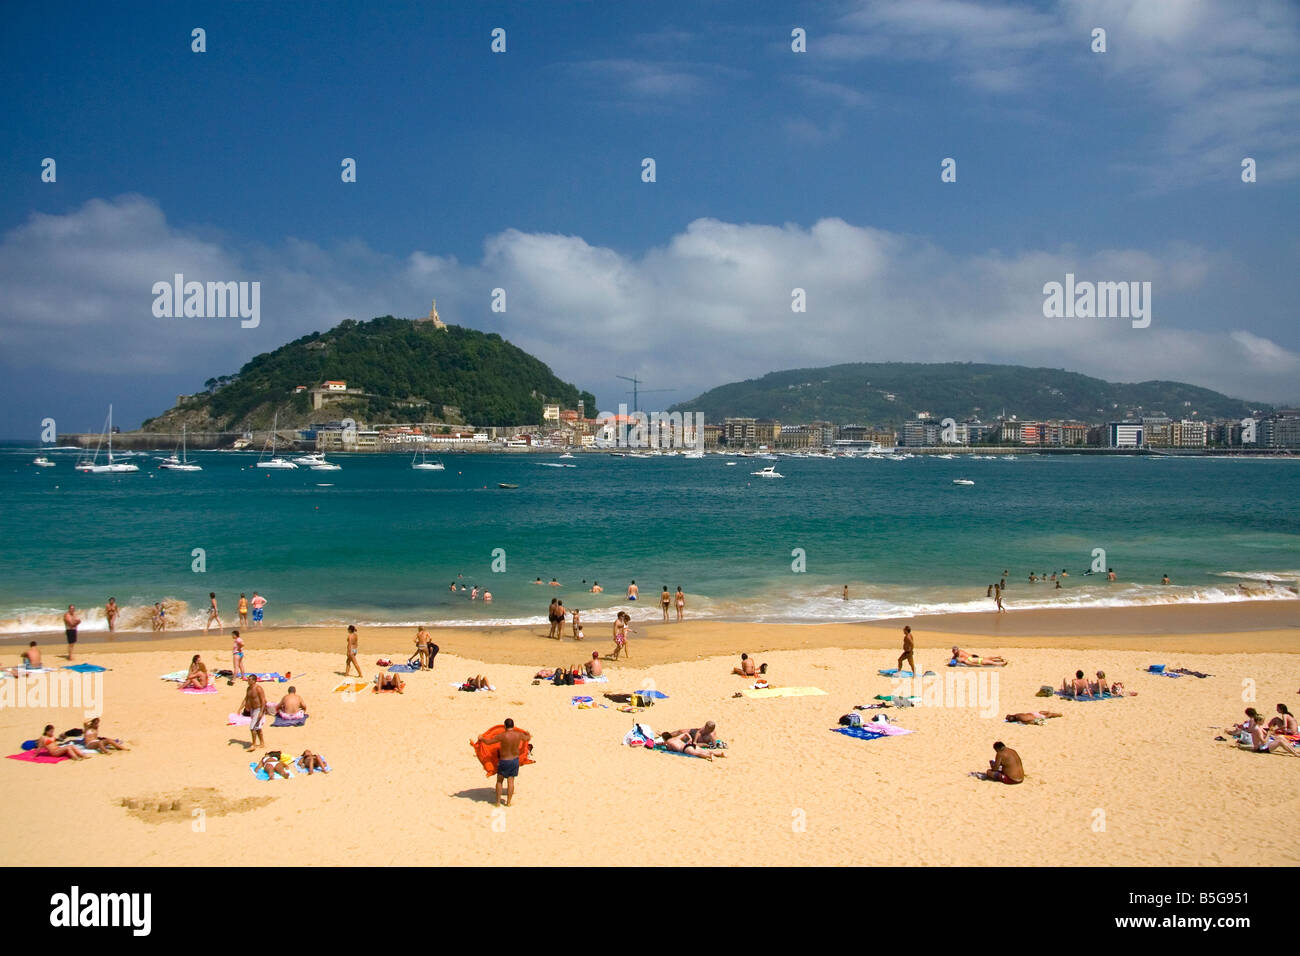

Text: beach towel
xmin=6 ymin=750 xmax=69 ymax=764
xmin=332 ymin=681 xmax=367 ymax=694
xmin=271 ymin=713 xmax=308 ymax=727
xmin=248 ymin=672 xmax=287 ymax=683
xmin=292 ymin=756 xmax=331 ymax=774
xmin=63 ymin=663 xmax=108 ymax=673
xmin=387 ymin=664 xmax=417 ymax=673
xmin=250 ymin=760 xmax=295 ymax=781
xmin=865 ymin=722 xmax=914 ymax=736
xmin=832 ymin=726 xmax=888 ymax=741
xmin=1055 ymin=691 xmax=1123 ymax=702
xmin=181 ymin=684 xmax=218 ymax=695
xmin=741 ymin=686 xmax=828 ymax=699
xmin=472 ymin=724 xmax=534 ymax=777
xmin=578 ymin=674 xmax=608 ymax=683
xmin=451 ymin=682 xmax=495 ymax=692
xmin=227 ymin=713 xmax=252 ymax=726
xmin=570 ymin=696 xmax=594 ymax=705
xmin=622 ymin=723 xmax=655 ymax=747
xmin=948 ymin=660 xmax=1006 ymax=668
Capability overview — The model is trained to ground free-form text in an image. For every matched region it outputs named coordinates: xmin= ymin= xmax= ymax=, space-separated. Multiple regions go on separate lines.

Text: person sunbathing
xmin=1094 ymin=671 xmax=1125 ymax=696
xmin=732 ymin=653 xmax=767 ymax=677
xmin=1268 ymin=704 xmax=1298 ymax=736
xmin=585 ymin=653 xmax=603 ymax=678
xmin=534 ymin=667 xmax=556 ymax=679
xmin=1061 ymin=670 xmax=1093 ymax=698
xmin=952 ymin=647 xmax=1007 ymax=666
xmin=276 ymin=686 xmax=307 ymax=718
xmin=1005 ymin=712 xmax=1063 ymax=725
xmin=181 ymin=654 xmax=209 ymax=689
xmin=660 ymin=731 xmax=725 ymax=760
xmin=375 ymin=673 xmax=405 ymax=693
xmin=463 ymin=675 xmax=489 ymax=690
xmin=298 ymin=750 xmax=330 ymax=774
xmin=38 ymin=724 xmax=87 ymax=760
xmin=1244 ymin=721 xmax=1300 ymax=756
xmin=257 ymin=752 xmax=291 ymax=778
xmin=665 ymin=721 xmax=720 ymax=747
xmin=82 ymin=717 xmax=128 ymax=752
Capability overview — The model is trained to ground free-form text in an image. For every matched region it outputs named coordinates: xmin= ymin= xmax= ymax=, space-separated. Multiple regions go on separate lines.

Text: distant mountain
xmin=142 ymin=316 xmax=596 ymax=430
xmin=671 ymin=362 xmax=1269 ymax=424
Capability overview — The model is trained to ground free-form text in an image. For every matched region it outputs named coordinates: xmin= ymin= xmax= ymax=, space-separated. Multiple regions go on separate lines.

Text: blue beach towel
xmin=387 ymin=664 xmax=417 ymax=673
xmin=271 ymin=713 xmax=308 ymax=727
xmin=833 ymin=727 xmax=888 ymax=741
xmin=250 ymin=760 xmax=295 ymax=781
xmin=878 ymin=669 xmax=913 ymax=677
xmin=63 ymin=663 xmax=107 ymax=673
xmin=1055 ymin=691 xmax=1123 ymax=701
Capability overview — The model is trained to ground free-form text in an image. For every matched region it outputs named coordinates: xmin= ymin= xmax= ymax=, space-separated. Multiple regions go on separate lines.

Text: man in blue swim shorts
xmin=477 ymin=718 xmax=531 ymax=807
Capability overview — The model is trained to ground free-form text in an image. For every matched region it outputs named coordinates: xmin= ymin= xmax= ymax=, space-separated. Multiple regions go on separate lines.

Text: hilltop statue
xmin=425 ymin=299 xmax=447 ymax=329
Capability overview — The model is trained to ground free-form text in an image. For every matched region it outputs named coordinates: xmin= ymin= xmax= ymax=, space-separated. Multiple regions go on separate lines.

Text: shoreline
xmin=6 ymin=599 xmax=1296 ymax=665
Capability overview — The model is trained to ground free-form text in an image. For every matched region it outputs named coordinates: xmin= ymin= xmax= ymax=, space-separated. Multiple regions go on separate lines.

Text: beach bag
xmin=839 ymin=714 xmax=862 ymax=727
xmin=1035 ymin=685 xmax=1054 ymax=697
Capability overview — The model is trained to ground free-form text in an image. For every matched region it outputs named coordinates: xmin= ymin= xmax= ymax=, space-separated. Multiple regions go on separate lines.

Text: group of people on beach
xmin=204 ymin=591 xmax=267 ymax=635
xmin=1227 ymin=705 xmax=1300 ymax=756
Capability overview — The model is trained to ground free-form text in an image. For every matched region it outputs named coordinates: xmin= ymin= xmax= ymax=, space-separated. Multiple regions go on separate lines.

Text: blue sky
xmin=2 ymin=0 xmax=1297 ymax=436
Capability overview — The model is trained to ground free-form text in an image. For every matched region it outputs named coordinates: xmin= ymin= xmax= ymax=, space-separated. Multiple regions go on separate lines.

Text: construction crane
xmin=617 ymin=375 xmax=674 ymax=413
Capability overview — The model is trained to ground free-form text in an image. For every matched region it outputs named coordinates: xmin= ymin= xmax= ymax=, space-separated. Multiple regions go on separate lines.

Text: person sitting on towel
xmin=21 ymin=641 xmax=41 ymax=669
xmin=276 ymin=686 xmax=307 ymax=719
xmin=257 ymin=752 xmax=290 ymax=778
xmin=376 ymin=673 xmax=405 ymax=693
xmin=1005 ymin=712 xmax=1062 ymax=725
xmin=1244 ymin=720 xmax=1300 ymax=756
xmin=732 ymin=653 xmax=767 ymax=677
xmin=1060 ymin=670 xmax=1093 ymax=698
xmin=660 ymin=731 xmax=725 ymax=760
xmin=1093 ymin=671 xmax=1125 ymax=696
xmin=953 ymin=647 xmax=1007 ymax=667
xmin=181 ymin=654 xmax=209 ymax=689
xmin=584 ymin=652 xmax=603 ymax=678
xmin=665 ymin=721 xmax=719 ymax=748
xmin=82 ymin=717 xmax=128 ymax=752
xmin=39 ymin=724 xmax=88 ymax=761
xmin=298 ymin=750 xmax=330 ymax=774
xmin=1268 ymin=704 xmax=1298 ymax=736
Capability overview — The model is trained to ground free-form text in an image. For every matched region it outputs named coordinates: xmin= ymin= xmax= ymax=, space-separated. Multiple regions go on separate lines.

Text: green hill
xmin=671 ymin=362 xmax=1269 ymax=424
xmin=142 ymin=316 xmax=596 ymax=430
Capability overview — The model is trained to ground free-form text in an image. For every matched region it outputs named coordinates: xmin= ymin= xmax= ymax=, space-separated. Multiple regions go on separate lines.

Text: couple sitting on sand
xmin=732 ymin=654 xmax=767 ymax=677
xmin=952 ymin=647 xmax=1008 ymax=667
xmin=1227 ymin=706 xmax=1300 ymax=756
xmin=257 ymin=749 xmax=330 ymax=777
xmin=1060 ymin=670 xmax=1125 ymax=698
xmin=37 ymin=719 xmax=128 ymax=760
xmin=660 ymin=721 xmax=725 ymax=760
xmin=537 ymin=653 xmax=602 ymax=684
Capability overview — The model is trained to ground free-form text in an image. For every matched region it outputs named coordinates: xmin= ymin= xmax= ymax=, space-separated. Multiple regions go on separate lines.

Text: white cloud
xmin=1 ymin=196 xmax=1296 ymax=418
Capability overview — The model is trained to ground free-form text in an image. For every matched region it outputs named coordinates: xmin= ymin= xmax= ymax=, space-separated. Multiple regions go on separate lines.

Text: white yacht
xmin=159 ymin=425 xmax=202 ymax=471
xmin=412 ymin=445 xmax=445 ymax=470
xmin=78 ymin=405 xmax=139 ymax=473
xmin=258 ymin=414 xmax=298 ymax=469
xmin=310 ymin=457 xmax=342 ymax=471
xmin=32 ymin=456 xmax=55 ymax=467
xmin=953 ymin=478 xmax=975 ymax=486
xmin=750 ymin=465 xmax=784 ymax=478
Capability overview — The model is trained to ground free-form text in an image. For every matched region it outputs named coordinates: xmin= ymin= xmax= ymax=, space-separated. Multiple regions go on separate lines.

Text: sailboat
xmin=412 ymin=443 xmax=445 ymax=471
xmin=159 ymin=425 xmax=202 ymax=471
xmin=77 ymin=405 xmax=139 ymax=474
xmin=257 ymin=414 xmax=298 ymax=469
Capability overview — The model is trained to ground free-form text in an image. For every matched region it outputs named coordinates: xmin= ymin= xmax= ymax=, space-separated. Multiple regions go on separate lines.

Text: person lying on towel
xmin=257 ymin=752 xmax=290 ymax=778
xmin=1005 ymin=712 xmax=1062 ymax=725
xmin=298 ymin=750 xmax=330 ymax=774
xmin=659 ymin=731 xmax=725 ymax=760
xmin=953 ymin=647 xmax=1008 ymax=666
xmin=375 ymin=673 xmax=405 ymax=693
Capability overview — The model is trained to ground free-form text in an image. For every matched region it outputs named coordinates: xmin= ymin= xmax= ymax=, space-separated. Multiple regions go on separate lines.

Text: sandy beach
xmin=1 ymin=603 xmax=1297 ymax=867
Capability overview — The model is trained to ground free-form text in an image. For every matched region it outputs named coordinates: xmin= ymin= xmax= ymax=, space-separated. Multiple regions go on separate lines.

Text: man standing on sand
xmin=976 ymin=741 xmax=1023 ymax=784
xmin=251 ymin=591 xmax=267 ymax=627
xmin=242 ymin=675 xmax=268 ymax=749
xmin=477 ymin=718 xmax=531 ymax=807
xmin=63 ymin=605 xmax=81 ymax=660
xmin=898 ymin=625 xmax=917 ymax=675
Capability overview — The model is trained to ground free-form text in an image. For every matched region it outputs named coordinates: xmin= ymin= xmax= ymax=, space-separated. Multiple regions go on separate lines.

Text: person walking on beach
xmin=250 ymin=591 xmax=267 ymax=627
xmin=675 ymin=586 xmax=685 ymax=622
xmin=660 ymin=586 xmax=671 ymax=621
xmin=995 ymin=586 xmax=1006 ymax=613
xmin=343 ymin=625 xmax=361 ymax=677
xmin=63 ymin=605 xmax=81 ymax=660
xmin=609 ymin=612 xmax=630 ymax=660
xmin=476 ymin=718 xmax=531 ymax=807
xmin=204 ymin=592 xmax=222 ymax=635
xmin=232 ymin=630 xmax=245 ymax=679
xmin=105 ymin=597 xmax=118 ymax=634
xmin=242 ymin=676 xmax=267 ymax=750
xmin=238 ymin=593 xmax=249 ymax=628
xmin=898 ymin=625 xmax=917 ymax=675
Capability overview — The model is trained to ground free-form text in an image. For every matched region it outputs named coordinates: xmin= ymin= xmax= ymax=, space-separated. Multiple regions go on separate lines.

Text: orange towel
xmin=472 ymin=724 xmax=534 ymax=777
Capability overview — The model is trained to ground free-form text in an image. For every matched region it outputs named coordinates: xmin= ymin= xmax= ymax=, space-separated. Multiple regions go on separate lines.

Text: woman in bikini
xmin=343 ymin=625 xmax=361 ymax=677
xmin=182 ymin=654 xmax=209 ymax=689
xmin=675 ymin=587 xmax=685 ymax=622
xmin=609 ymin=613 xmax=629 ymax=661
xmin=205 ymin=592 xmax=222 ymax=635
xmin=82 ymin=717 xmax=128 ymax=753
xmin=39 ymin=724 xmax=88 ymax=760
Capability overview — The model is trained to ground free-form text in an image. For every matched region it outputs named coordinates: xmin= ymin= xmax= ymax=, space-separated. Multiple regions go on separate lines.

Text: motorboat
xmin=953 ymin=479 xmax=975 ymax=486
xmin=32 ymin=456 xmax=55 ymax=467
xmin=750 ymin=465 xmax=784 ymax=478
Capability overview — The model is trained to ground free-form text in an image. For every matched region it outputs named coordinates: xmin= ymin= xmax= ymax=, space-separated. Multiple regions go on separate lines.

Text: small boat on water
xmin=498 ymin=482 xmax=519 ymax=489
xmin=258 ymin=414 xmax=298 ymax=469
xmin=310 ymin=458 xmax=342 ymax=471
xmin=559 ymin=452 xmax=575 ymax=459
xmin=953 ymin=478 xmax=975 ymax=486
xmin=412 ymin=446 xmax=445 ymax=470
xmin=725 ymin=461 xmax=738 ymax=466
xmin=32 ymin=456 xmax=55 ymax=467
xmin=751 ymin=465 xmax=784 ymax=478
xmin=77 ymin=405 xmax=139 ymax=474
xmin=159 ymin=425 xmax=202 ymax=471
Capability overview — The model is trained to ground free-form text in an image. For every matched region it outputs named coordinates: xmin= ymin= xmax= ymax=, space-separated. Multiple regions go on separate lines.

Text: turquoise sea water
xmin=1 ymin=447 xmax=1297 ymax=634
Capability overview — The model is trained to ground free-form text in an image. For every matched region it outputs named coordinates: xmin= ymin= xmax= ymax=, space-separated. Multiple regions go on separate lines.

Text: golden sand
xmin=1 ymin=603 xmax=1296 ymax=866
